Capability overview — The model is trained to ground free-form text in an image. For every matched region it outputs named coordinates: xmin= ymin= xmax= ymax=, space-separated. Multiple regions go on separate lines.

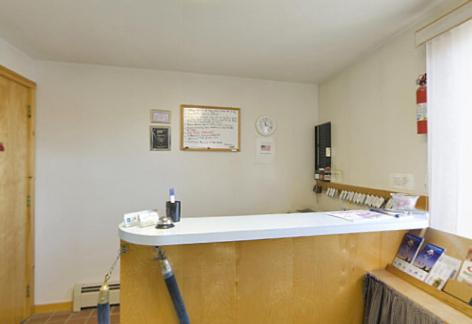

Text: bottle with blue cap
xmin=166 ymin=188 xmax=181 ymax=222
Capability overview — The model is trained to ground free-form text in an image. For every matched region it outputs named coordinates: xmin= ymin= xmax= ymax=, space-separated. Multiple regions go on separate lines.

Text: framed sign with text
xmin=180 ymin=105 xmax=240 ymax=152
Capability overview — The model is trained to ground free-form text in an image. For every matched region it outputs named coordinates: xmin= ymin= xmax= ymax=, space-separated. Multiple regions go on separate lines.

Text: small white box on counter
xmin=124 ymin=210 xmax=159 ymax=227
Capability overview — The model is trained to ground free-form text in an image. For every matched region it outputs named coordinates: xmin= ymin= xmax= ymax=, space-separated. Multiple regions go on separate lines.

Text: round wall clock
xmin=255 ymin=115 xmax=276 ymax=136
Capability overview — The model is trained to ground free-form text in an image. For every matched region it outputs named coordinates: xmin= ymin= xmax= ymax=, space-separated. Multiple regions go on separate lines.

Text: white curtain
xmin=427 ymin=20 xmax=472 ymax=239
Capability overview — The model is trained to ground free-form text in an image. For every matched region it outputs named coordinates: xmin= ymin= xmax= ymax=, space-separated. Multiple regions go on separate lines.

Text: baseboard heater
xmin=73 ymin=281 xmax=120 ymax=312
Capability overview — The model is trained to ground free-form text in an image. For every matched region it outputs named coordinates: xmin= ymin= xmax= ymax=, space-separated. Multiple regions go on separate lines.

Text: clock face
xmin=256 ymin=116 xmax=276 ymax=136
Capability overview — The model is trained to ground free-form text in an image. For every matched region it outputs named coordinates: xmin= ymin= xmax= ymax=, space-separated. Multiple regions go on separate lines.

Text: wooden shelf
xmin=386 ymin=264 xmax=472 ymax=318
xmin=315 ymin=180 xmax=429 ymax=210
xmin=369 ymin=268 xmax=471 ymax=323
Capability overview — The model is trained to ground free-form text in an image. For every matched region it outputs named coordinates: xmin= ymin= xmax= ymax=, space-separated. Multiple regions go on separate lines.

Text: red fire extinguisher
xmin=416 ymin=73 xmax=427 ymax=134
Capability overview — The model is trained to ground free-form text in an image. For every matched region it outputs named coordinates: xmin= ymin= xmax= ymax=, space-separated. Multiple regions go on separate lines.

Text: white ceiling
xmin=0 ymin=0 xmax=450 ymax=83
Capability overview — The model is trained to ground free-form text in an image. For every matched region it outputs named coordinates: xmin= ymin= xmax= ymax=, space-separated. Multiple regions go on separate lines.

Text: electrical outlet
xmin=331 ymin=169 xmax=343 ymax=182
xmin=389 ymin=173 xmax=415 ymax=190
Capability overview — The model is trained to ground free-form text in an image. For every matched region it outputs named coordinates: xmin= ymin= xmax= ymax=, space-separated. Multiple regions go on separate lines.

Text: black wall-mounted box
xmin=314 ymin=122 xmax=331 ymax=181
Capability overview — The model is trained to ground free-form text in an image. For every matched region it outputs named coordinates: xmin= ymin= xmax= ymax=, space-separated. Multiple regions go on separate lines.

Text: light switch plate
xmin=389 ymin=173 xmax=415 ymax=190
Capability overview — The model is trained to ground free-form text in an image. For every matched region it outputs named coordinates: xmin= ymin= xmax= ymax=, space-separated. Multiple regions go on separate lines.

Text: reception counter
xmin=119 ymin=211 xmax=429 ymax=246
xmin=119 ymin=212 xmax=428 ymax=324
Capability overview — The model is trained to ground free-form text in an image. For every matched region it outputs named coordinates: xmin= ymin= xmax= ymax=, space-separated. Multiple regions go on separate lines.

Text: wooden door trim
xmin=0 ymin=65 xmax=36 ymax=318
xmin=0 ymin=65 xmax=36 ymax=89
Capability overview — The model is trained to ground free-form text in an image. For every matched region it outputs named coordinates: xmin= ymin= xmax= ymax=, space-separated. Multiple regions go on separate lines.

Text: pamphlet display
xmin=392 ymin=233 xmax=424 ymax=272
xmin=457 ymin=248 xmax=472 ymax=285
xmin=425 ymin=255 xmax=462 ymax=289
xmin=409 ymin=243 xmax=445 ymax=281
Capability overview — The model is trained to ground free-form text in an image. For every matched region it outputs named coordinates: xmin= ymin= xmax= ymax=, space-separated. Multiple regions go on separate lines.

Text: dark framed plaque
xmin=150 ymin=126 xmax=171 ymax=151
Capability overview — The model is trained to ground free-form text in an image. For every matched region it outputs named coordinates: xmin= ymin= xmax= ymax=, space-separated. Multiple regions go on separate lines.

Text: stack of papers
xmin=326 ymin=210 xmax=390 ymax=222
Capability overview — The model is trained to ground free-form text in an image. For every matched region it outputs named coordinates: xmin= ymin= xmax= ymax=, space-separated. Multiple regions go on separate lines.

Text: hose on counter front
xmin=156 ymin=246 xmax=190 ymax=324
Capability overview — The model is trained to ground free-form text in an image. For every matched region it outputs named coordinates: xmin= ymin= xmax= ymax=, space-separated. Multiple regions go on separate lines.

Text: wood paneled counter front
xmin=119 ymin=212 xmax=428 ymax=324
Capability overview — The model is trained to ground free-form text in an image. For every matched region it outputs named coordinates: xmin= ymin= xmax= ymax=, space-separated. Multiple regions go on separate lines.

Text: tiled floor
xmin=23 ymin=306 xmax=120 ymax=324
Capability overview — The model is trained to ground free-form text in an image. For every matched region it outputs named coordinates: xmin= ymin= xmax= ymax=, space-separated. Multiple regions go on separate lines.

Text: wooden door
xmin=0 ymin=66 xmax=36 ymax=323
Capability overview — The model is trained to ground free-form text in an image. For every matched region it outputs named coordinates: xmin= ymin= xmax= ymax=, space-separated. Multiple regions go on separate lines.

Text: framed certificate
xmin=150 ymin=109 xmax=171 ymax=124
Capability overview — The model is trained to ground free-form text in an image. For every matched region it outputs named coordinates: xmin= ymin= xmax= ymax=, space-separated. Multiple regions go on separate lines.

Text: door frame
xmin=0 ymin=65 xmax=36 ymax=317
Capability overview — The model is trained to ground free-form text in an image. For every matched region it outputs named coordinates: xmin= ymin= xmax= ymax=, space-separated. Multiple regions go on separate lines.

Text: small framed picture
xmin=150 ymin=126 xmax=171 ymax=151
xmin=150 ymin=109 xmax=171 ymax=124
xmin=256 ymin=137 xmax=274 ymax=156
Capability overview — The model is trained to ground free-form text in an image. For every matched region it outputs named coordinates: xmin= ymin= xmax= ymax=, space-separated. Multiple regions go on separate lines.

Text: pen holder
xmin=166 ymin=201 xmax=181 ymax=222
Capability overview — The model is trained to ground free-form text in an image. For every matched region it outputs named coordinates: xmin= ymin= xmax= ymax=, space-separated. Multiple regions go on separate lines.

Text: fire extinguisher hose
xmin=156 ymin=246 xmax=190 ymax=324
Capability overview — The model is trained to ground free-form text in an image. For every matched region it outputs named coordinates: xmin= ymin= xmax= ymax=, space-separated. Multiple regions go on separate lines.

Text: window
xmin=427 ymin=19 xmax=472 ymax=238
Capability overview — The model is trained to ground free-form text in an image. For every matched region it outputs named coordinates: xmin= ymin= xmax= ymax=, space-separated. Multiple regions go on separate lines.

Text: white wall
xmin=34 ymin=61 xmax=319 ymax=303
xmin=0 ymin=37 xmax=36 ymax=81
xmin=317 ymin=28 xmax=427 ymax=210
xmin=315 ymin=1 xmax=466 ymax=211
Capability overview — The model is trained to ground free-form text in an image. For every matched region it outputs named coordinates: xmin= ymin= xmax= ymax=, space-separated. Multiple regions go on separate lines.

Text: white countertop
xmin=118 ymin=211 xmax=429 ymax=246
